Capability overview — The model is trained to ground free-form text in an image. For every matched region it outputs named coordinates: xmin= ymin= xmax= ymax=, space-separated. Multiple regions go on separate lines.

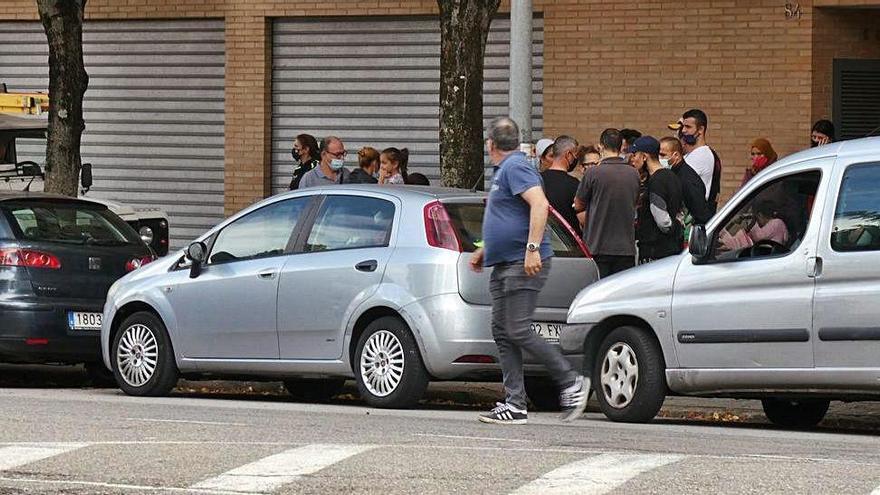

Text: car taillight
xmin=423 ymin=201 xmax=461 ymax=252
xmin=0 ymin=249 xmax=61 ymax=269
xmin=125 ymin=255 xmax=156 ymax=272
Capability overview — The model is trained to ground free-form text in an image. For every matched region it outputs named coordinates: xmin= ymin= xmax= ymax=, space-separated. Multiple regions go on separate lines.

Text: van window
xmin=710 ymin=171 xmax=821 ymax=261
xmin=832 ymin=163 xmax=880 ymax=252
xmin=443 ymin=202 xmax=584 ymax=258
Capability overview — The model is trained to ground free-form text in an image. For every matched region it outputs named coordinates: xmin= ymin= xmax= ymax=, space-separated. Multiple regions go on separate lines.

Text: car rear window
xmin=0 ymin=201 xmax=140 ymax=246
xmin=443 ymin=202 xmax=584 ymax=257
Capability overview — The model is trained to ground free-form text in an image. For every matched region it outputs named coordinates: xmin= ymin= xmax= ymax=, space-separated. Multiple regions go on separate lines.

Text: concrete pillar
xmin=509 ymin=0 xmax=533 ymax=143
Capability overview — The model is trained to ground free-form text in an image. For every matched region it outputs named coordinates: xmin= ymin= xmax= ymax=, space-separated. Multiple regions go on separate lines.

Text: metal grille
xmin=0 ymin=20 xmax=225 ymax=248
xmin=834 ymin=59 xmax=880 ymax=141
xmin=270 ymin=16 xmax=544 ymax=194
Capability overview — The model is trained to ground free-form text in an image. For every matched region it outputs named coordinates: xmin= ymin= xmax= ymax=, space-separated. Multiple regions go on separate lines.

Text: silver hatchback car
xmin=102 ymin=185 xmax=598 ymax=408
xmin=562 ymin=137 xmax=880 ymax=428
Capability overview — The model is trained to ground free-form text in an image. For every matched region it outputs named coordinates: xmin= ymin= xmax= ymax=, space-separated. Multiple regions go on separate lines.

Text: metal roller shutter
xmin=0 ymin=20 xmax=225 ymax=248
xmin=271 ymin=16 xmax=544 ymax=194
xmin=834 ymin=59 xmax=880 ymax=141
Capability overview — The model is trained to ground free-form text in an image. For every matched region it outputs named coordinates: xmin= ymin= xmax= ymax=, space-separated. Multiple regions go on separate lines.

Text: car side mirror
xmin=688 ymin=225 xmax=710 ymax=263
xmin=80 ymin=163 xmax=93 ymax=191
xmin=186 ymin=241 xmax=208 ymax=278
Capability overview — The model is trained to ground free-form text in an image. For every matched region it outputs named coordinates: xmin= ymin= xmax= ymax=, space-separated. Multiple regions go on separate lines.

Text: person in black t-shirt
xmin=541 ymin=135 xmax=582 ymax=236
xmin=660 ymin=136 xmax=711 ymax=226
xmin=629 ymin=136 xmax=683 ymax=263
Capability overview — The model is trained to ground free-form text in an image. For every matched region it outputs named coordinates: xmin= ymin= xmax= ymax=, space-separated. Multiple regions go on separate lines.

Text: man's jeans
xmin=489 ymin=259 xmax=577 ymax=410
xmin=594 ymin=254 xmax=635 ymax=279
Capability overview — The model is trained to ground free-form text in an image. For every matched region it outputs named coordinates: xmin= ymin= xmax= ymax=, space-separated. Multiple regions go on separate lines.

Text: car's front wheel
xmin=283 ymin=378 xmax=345 ymax=403
xmin=762 ymin=398 xmax=829 ymax=428
xmin=112 ymin=311 xmax=178 ymax=397
xmin=593 ymin=326 xmax=667 ymax=423
xmin=354 ymin=316 xmax=428 ymax=408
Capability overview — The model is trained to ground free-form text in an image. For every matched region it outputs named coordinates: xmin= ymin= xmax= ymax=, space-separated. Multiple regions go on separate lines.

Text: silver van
xmin=562 ymin=137 xmax=880 ymax=427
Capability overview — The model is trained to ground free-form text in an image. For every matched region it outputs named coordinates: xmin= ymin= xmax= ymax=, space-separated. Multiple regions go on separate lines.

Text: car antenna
xmin=469 ymin=171 xmax=485 ymax=193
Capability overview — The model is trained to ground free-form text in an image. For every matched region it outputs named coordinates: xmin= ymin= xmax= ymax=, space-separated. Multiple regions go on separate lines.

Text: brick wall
xmin=812 ymin=7 xmax=880 ymax=131
xmin=3 ymin=0 xmax=878 ymax=212
xmin=540 ymin=0 xmax=815 ymax=202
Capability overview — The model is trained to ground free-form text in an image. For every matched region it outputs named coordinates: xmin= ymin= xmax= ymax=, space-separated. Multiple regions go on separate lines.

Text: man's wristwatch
xmin=526 ymin=242 xmax=540 ymax=253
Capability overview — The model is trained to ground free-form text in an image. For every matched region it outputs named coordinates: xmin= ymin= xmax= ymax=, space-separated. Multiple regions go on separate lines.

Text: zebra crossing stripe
xmin=0 ymin=443 xmax=88 ymax=472
xmin=190 ymin=443 xmax=374 ymax=493
xmin=510 ymin=452 xmax=685 ymax=495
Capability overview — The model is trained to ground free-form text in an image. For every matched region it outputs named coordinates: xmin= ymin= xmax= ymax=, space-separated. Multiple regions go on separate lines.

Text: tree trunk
xmin=438 ymin=0 xmax=499 ymax=189
xmin=37 ymin=0 xmax=88 ymax=197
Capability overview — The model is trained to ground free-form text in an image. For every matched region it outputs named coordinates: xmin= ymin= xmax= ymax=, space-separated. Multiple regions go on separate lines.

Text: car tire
xmin=111 ymin=311 xmax=178 ymax=397
xmin=593 ymin=326 xmax=666 ymax=423
xmin=524 ymin=376 xmax=561 ymax=411
xmin=84 ymin=362 xmax=117 ymax=388
xmin=354 ymin=316 xmax=429 ymax=409
xmin=283 ymin=378 xmax=346 ymax=403
xmin=761 ymin=398 xmax=830 ymax=428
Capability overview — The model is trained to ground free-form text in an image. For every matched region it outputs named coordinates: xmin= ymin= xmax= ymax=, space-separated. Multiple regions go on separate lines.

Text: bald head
xmin=486 ymin=117 xmax=520 ymax=152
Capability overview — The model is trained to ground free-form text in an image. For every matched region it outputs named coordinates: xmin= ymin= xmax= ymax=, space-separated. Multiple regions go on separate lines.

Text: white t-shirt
xmin=685 ymin=145 xmax=714 ymax=200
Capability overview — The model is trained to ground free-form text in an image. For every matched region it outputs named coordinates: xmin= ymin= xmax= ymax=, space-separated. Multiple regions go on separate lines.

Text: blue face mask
xmin=329 ymin=158 xmax=345 ymax=171
xmin=680 ymin=133 xmax=698 ymax=146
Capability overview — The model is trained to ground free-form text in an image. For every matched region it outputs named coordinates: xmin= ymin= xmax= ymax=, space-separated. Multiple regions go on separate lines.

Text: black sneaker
xmin=479 ymin=402 xmax=528 ymax=425
xmin=559 ymin=376 xmax=589 ymax=422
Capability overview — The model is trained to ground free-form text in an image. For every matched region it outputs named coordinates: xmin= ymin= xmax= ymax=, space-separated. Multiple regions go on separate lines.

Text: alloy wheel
xmin=600 ymin=342 xmax=639 ymax=409
xmin=360 ymin=330 xmax=405 ymax=397
xmin=116 ymin=324 xmax=159 ymax=387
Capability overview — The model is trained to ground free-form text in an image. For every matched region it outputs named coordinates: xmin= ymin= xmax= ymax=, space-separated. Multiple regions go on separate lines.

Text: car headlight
xmin=139 ymin=226 xmax=154 ymax=245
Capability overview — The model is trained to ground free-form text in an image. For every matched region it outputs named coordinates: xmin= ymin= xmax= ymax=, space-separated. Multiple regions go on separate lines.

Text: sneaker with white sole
xmin=559 ymin=376 xmax=589 ymax=422
xmin=479 ymin=402 xmax=528 ymax=425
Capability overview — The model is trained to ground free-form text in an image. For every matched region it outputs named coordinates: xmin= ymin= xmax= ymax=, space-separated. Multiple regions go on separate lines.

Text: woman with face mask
xmin=741 ymin=138 xmax=778 ymax=187
xmin=289 ymin=133 xmax=320 ymax=190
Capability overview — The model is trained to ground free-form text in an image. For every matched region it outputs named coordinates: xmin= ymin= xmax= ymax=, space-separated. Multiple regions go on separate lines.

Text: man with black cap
xmin=630 ymin=136 xmax=683 ymax=263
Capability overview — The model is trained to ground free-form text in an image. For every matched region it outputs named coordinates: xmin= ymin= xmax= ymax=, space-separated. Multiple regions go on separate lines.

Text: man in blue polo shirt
xmin=470 ymin=117 xmax=588 ymax=425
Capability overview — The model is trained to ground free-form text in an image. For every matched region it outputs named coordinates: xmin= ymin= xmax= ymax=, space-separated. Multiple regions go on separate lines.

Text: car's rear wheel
xmin=593 ymin=326 xmax=666 ymax=423
xmin=761 ymin=398 xmax=829 ymax=428
xmin=112 ymin=311 xmax=178 ymax=397
xmin=524 ymin=376 xmax=561 ymax=411
xmin=354 ymin=316 xmax=428 ymax=409
xmin=283 ymin=378 xmax=345 ymax=403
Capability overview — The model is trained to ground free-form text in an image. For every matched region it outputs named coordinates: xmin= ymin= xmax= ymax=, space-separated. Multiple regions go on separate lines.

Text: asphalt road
xmin=1 ymin=366 xmax=879 ymax=494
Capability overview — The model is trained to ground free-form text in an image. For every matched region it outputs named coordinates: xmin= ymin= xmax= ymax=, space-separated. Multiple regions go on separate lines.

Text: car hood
xmin=567 ymin=255 xmax=682 ymax=323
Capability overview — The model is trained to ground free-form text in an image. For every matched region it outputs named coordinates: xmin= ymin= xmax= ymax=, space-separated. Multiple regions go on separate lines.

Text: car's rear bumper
xmin=0 ymin=299 xmax=104 ymax=364
xmin=399 ymin=294 xmax=571 ymax=380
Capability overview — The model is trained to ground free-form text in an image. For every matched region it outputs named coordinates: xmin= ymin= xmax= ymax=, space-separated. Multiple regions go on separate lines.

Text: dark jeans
xmin=594 ymin=254 xmax=635 ymax=278
xmin=489 ymin=259 xmax=577 ymax=410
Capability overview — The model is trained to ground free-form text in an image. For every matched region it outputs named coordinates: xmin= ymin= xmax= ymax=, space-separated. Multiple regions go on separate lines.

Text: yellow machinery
xmin=0 ymin=86 xmax=50 ymax=115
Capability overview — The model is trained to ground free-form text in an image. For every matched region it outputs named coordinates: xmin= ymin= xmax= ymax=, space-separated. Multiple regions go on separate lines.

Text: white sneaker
xmin=559 ymin=376 xmax=590 ymax=422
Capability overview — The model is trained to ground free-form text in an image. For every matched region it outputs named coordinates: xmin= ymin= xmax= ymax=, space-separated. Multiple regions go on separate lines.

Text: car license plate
xmin=68 ymin=311 xmax=102 ymax=330
xmin=531 ymin=322 xmax=565 ymax=342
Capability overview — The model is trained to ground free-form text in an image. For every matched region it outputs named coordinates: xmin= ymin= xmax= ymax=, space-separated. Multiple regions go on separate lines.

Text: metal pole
xmin=509 ymin=0 xmax=533 ymax=144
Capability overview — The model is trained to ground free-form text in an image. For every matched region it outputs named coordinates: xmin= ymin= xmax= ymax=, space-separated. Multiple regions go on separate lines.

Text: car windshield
xmin=443 ymin=202 xmax=583 ymax=257
xmin=0 ymin=200 xmax=140 ymax=245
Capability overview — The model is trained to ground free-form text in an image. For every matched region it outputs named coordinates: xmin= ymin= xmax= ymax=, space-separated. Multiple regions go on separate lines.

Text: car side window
xmin=548 ymin=214 xmax=584 ymax=258
xmin=305 ymin=195 xmax=394 ymax=252
xmin=710 ymin=171 xmax=821 ymax=262
xmin=832 ymin=162 xmax=880 ymax=252
xmin=209 ymin=197 xmax=310 ymax=264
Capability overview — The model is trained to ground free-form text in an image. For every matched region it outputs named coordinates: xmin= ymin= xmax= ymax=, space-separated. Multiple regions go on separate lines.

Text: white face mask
xmin=659 ymin=158 xmax=671 ymax=169
xmin=329 ymin=158 xmax=345 ymax=171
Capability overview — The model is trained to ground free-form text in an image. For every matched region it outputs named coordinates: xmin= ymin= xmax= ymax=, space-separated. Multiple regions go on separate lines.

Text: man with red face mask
xmin=741 ymin=138 xmax=778 ymax=187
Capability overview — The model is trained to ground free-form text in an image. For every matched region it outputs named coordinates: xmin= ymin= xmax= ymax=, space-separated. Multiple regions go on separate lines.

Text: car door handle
xmin=806 ymin=256 xmax=823 ymax=278
xmin=257 ymin=270 xmax=277 ymax=280
xmin=355 ymin=260 xmax=378 ymax=272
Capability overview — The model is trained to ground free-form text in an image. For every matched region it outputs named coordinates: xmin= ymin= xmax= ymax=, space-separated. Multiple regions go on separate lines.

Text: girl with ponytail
xmin=379 ymin=147 xmax=409 ymax=185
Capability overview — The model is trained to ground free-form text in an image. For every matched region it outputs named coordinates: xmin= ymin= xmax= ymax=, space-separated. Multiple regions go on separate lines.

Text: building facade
xmin=1 ymin=0 xmax=878 ymax=244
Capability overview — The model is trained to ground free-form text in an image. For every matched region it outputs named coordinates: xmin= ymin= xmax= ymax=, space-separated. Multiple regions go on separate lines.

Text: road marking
xmin=125 ymin=417 xmax=250 ymax=427
xmin=0 ymin=443 xmax=87 ymax=471
xmin=0 ymin=475 xmax=235 ymax=494
xmin=870 ymin=485 xmax=880 ymax=495
xmin=510 ymin=453 xmax=685 ymax=495
xmin=190 ymin=443 xmax=374 ymax=493
xmin=414 ymin=433 xmax=532 ymax=443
